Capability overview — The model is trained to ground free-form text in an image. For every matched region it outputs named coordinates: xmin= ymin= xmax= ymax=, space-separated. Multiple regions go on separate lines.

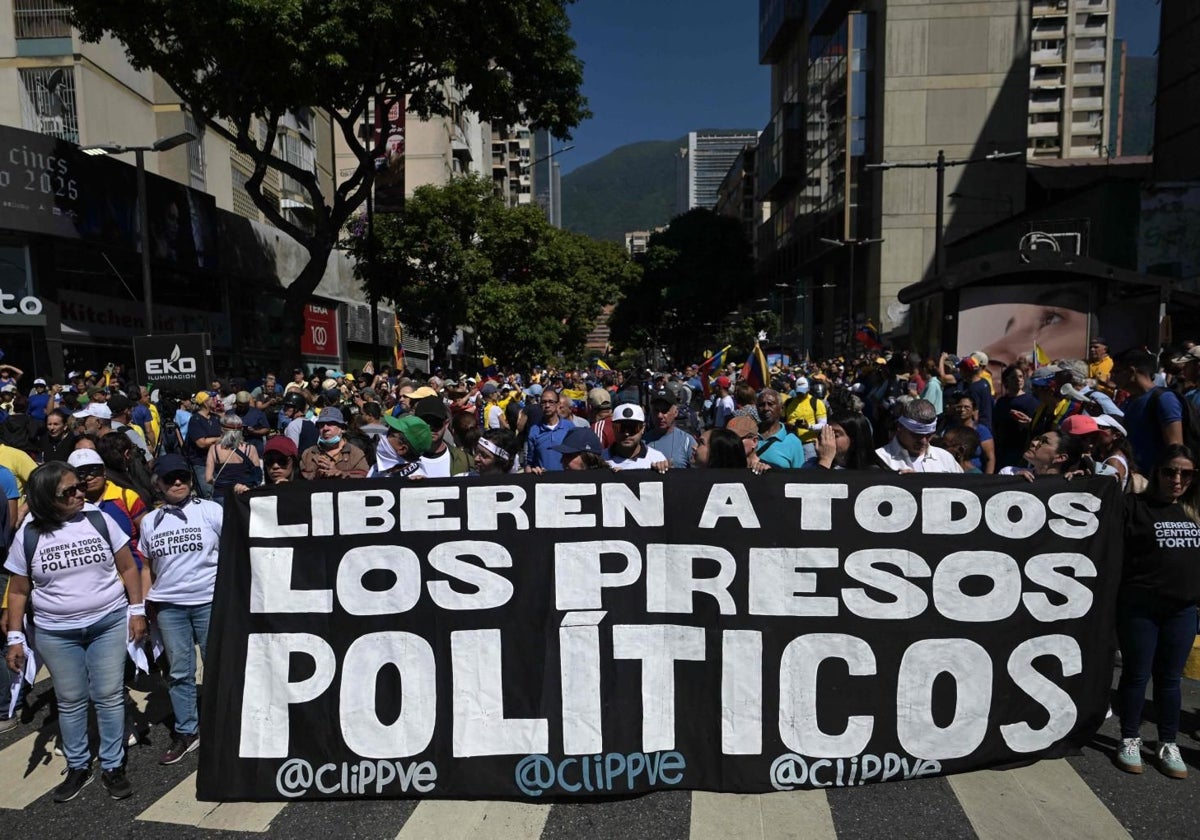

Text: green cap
xmin=384 ymin=413 xmax=433 ymax=456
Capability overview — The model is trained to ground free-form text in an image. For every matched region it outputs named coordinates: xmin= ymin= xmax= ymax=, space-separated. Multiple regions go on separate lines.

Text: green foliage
xmin=561 ymin=138 xmax=683 ymax=242
xmin=345 ymin=176 xmax=640 ymax=368
xmin=65 ymin=0 xmax=588 ymax=367
xmin=609 ymin=209 xmax=754 ymax=364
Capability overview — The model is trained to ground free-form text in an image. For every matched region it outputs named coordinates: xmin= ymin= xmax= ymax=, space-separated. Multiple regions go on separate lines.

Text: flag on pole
xmin=393 ymin=314 xmax=405 ymax=371
xmin=740 ymin=341 xmax=769 ymax=391
xmin=696 ymin=345 xmax=730 ymax=397
xmin=1033 ymin=342 xmax=1050 ymax=366
xmin=594 ymin=359 xmax=611 ymax=372
xmin=854 ymin=319 xmax=883 ymax=351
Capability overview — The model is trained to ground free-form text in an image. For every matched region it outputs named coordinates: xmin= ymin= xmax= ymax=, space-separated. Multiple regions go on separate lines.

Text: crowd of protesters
xmin=1 ymin=334 xmax=1199 ymax=801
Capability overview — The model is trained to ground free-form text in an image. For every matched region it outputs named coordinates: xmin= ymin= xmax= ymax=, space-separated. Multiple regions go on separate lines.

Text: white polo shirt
xmin=875 ymin=438 xmax=963 ymax=473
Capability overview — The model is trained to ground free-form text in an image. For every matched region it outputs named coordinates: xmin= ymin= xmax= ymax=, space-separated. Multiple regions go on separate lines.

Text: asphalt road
xmin=0 ymin=669 xmax=1197 ymax=839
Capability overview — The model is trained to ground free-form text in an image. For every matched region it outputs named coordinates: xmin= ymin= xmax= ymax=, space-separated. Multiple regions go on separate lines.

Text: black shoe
xmin=53 ymin=766 xmax=93 ymax=803
xmin=159 ymin=733 xmax=200 ymax=765
xmin=100 ymin=767 xmax=132 ymax=800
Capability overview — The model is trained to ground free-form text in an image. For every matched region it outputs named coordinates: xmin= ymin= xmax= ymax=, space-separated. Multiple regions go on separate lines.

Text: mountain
xmin=561 ymin=138 xmax=682 ymax=243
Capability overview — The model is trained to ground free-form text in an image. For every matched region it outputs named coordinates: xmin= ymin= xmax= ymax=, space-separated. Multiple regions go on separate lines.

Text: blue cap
xmin=551 ymin=427 xmax=603 ymax=455
xmin=153 ymin=453 xmax=191 ymax=478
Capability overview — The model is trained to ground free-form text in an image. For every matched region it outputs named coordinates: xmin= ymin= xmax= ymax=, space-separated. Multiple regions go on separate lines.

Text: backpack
xmin=1148 ymin=386 xmax=1200 ymax=457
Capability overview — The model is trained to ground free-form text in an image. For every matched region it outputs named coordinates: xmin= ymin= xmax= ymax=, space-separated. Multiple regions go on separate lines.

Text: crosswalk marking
xmin=948 ymin=759 xmax=1132 ymax=840
xmin=395 ymin=799 xmax=552 ymax=840
xmin=0 ymin=732 xmax=64 ymax=809
xmin=689 ymin=790 xmax=837 ymax=840
xmin=136 ymin=771 xmax=285 ymax=832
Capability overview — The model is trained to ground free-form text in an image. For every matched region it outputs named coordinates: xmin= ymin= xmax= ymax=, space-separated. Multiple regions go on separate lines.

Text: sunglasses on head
xmin=56 ymin=484 xmax=85 ymax=500
xmin=1161 ymin=467 xmax=1195 ymax=481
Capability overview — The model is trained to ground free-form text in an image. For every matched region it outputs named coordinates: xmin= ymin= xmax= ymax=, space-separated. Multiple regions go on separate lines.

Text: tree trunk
xmin=277 ymin=243 xmax=334 ymax=375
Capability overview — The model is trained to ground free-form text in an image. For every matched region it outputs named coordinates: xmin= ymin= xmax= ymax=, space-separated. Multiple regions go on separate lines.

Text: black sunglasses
xmin=74 ymin=466 xmax=104 ymax=479
xmin=264 ymin=455 xmax=292 ymax=468
xmin=161 ymin=471 xmax=192 ymax=486
xmin=56 ymin=484 xmax=85 ymax=500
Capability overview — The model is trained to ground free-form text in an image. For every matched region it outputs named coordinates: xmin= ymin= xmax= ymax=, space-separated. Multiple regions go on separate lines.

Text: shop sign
xmin=302 ymin=302 xmax=341 ymax=358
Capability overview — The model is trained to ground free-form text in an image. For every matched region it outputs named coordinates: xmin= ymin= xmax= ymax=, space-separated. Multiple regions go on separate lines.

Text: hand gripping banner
xmin=198 ymin=472 xmax=1123 ymax=801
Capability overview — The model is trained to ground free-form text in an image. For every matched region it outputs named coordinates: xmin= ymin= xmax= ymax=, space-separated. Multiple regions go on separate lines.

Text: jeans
xmin=1116 ymin=587 xmax=1199 ymax=743
xmin=36 ymin=607 xmax=128 ymax=770
xmin=154 ymin=603 xmax=211 ymax=737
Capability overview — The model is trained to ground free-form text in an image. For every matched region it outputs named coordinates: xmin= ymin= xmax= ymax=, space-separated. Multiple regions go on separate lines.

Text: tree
xmin=609 ymin=209 xmax=753 ymax=364
xmin=344 ymin=176 xmax=640 ymax=369
xmin=67 ymin=0 xmax=588 ymax=369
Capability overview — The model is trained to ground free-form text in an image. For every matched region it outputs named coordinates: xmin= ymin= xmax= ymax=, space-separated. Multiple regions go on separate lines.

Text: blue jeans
xmin=1116 ymin=588 xmax=1199 ymax=743
xmin=36 ymin=607 xmax=128 ymax=770
xmin=154 ymin=603 xmax=211 ymax=737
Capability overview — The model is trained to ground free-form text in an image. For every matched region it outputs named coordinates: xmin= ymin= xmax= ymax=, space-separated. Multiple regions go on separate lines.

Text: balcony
xmin=759 ymin=0 xmax=804 ymax=63
xmin=1070 ymin=120 xmax=1102 ymax=136
xmin=1032 ymin=1 xmax=1069 ymax=17
xmin=1032 ymin=24 xmax=1067 ymax=39
xmin=1074 ymin=47 xmax=1107 ymax=61
xmin=13 ymin=0 xmax=74 ymax=56
xmin=1074 ymin=23 xmax=1107 ymax=38
xmin=758 ymin=103 xmax=806 ymax=202
xmin=1031 ymin=72 xmax=1066 ymax=88
xmin=1074 ymin=72 xmax=1104 ymax=85
xmin=1032 ymin=48 xmax=1066 ymax=65
xmin=1029 ymin=96 xmax=1063 ymax=113
xmin=1072 ymin=96 xmax=1103 ymax=110
xmin=1028 ymin=121 xmax=1061 ymax=138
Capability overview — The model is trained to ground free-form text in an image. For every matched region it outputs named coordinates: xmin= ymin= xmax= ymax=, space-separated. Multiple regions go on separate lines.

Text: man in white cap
xmin=73 ymin=401 xmax=114 ymax=439
xmin=603 ymin=404 xmax=668 ymax=471
xmin=27 ymin=378 xmax=51 ymax=422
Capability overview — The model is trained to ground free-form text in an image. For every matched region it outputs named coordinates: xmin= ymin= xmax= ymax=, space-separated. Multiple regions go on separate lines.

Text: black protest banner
xmin=198 ymin=471 xmax=1123 ymax=801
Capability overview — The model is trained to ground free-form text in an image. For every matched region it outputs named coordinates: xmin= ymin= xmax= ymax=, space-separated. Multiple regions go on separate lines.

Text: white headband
xmin=898 ymin=415 xmax=938 ymax=436
xmin=477 ymin=438 xmax=512 ymax=461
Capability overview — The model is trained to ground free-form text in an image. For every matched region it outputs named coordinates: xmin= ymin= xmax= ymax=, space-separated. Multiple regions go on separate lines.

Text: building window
xmin=18 ymin=66 xmax=77 ymax=143
xmin=185 ymin=112 xmax=206 ymax=191
xmin=13 ymin=0 xmax=72 ymax=39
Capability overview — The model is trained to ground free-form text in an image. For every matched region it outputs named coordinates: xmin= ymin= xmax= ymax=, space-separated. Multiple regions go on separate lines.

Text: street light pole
xmin=82 ymin=131 xmax=196 ymax=336
xmin=819 ymin=236 xmax=884 ymax=351
xmin=522 ymin=143 xmax=574 ymax=227
xmin=134 ymin=148 xmax=152 ymax=335
xmin=935 ymin=149 xmax=946 ymax=277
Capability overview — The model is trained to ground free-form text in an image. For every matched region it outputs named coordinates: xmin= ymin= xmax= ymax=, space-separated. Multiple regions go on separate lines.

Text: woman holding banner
xmin=1115 ymin=444 xmax=1200 ymax=779
xmin=138 ymin=453 xmax=223 ymax=766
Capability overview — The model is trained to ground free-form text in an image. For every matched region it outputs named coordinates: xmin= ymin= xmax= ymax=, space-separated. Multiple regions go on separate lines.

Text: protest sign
xmin=199 ymin=472 xmax=1122 ymax=801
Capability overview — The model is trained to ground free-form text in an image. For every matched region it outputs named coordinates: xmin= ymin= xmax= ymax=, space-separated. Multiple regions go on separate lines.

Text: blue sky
xmin=561 ymin=0 xmax=1162 ymax=174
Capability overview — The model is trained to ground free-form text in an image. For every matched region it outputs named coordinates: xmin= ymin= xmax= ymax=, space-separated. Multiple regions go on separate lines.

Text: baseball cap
xmin=408 ymin=386 xmax=439 ymax=401
xmin=384 ymin=413 xmax=433 ymax=456
xmin=33 ymin=378 xmax=46 ymax=386
xmin=73 ymin=403 xmax=112 ymax=420
xmin=551 ymin=427 xmax=603 ymax=455
xmin=1171 ymin=346 xmax=1200 ymax=366
xmin=1094 ymin=413 xmax=1128 ymax=437
xmin=714 ymin=375 xmax=731 ymax=390
xmin=588 ymin=387 xmax=612 ymax=410
xmin=1090 ymin=336 xmax=1108 ymax=346
xmin=481 ymin=382 xmax=499 ymax=396
xmin=67 ymin=449 xmax=104 ymax=469
xmin=651 ymin=388 xmax=683 ymax=406
xmin=1030 ymin=365 xmax=1061 ymax=386
xmin=413 ymin=395 xmax=448 ymax=424
xmin=153 ymin=453 xmax=191 ymax=478
xmin=794 ymin=377 xmax=811 ymax=395
xmin=611 ymin=404 xmax=645 ymax=424
xmin=263 ymin=436 xmax=299 ymax=459
xmin=316 ymin=406 xmax=347 ymax=426
xmin=1057 ymin=359 xmax=1088 ymax=385
xmin=1061 ymin=414 xmax=1099 ymax=436
xmin=193 ymin=391 xmax=210 ymax=405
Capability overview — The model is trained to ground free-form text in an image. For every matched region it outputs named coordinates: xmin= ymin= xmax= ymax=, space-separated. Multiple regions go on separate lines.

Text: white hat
xmin=73 ymin=403 xmax=112 ymax=420
xmin=67 ymin=449 xmax=104 ymax=468
xmin=33 ymin=378 xmax=47 ymax=386
xmin=1095 ymin=413 xmax=1128 ymax=438
xmin=611 ymin=403 xmax=645 ymax=423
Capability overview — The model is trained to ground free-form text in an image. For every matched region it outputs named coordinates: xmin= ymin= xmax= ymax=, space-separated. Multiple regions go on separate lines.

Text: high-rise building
xmin=1027 ymin=0 xmax=1115 ymax=160
xmin=490 ymin=124 xmax=533 ymax=208
xmin=757 ymin=0 xmax=1030 ymax=354
xmin=677 ymin=129 xmax=760 ymax=214
xmin=1153 ymin=0 xmax=1200 ymax=182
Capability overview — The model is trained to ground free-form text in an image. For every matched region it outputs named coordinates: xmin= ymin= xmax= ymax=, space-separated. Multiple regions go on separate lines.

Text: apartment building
xmin=491 ymin=124 xmax=534 ymax=208
xmin=0 ymin=0 xmax=404 ymax=377
xmin=676 ymin=129 xmax=760 ymax=214
xmin=1027 ymin=0 xmax=1115 ymax=159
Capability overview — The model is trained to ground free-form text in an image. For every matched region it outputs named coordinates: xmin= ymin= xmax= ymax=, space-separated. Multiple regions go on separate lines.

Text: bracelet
xmin=6 ymin=631 xmax=25 ymax=647
xmin=127 ymin=603 xmax=147 ymax=617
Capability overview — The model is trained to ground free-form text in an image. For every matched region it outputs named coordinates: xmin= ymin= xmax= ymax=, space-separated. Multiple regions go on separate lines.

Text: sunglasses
xmin=264 ymin=456 xmax=292 ymax=468
xmin=161 ymin=471 xmax=192 ymax=486
xmin=56 ymin=484 xmax=85 ymax=500
xmin=614 ymin=421 xmax=643 ymax=431
xmin=74 ymin=466 xmax=104 ymax=479
xmin=1161 ymin=467 xmax=1195 ymax=481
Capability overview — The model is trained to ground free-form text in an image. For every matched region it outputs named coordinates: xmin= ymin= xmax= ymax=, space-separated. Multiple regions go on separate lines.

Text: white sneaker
xmin=1116 ymin=737 xmax=1143 ymax=774
xmin=1157 ymin=742 xmax=1187 ymax=779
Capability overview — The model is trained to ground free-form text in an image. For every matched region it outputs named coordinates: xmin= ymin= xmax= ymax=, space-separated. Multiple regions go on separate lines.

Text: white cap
xmin=73 ymin=403 xmax=112 ymax=420
xmin=67 ymin=449 xmax=104 ymax=468
xmin=33 ymin=378 xmax=47 ymax=386
xmin=611 ymin=403 xmax=646 ymax=423
xmin=1095 ymin=413 xmax=1128 ymax=438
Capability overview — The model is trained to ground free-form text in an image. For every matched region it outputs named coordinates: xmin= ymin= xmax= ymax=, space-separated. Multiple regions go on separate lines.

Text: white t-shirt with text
xmin=139 ymin=497 xmax=224 ymax=605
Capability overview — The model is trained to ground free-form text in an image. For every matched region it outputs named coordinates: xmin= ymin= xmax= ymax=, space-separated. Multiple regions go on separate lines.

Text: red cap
xmin=715 ymin=375 xmax=731 ymax=390
xmin=1060 ymin=414 xmax=1099 ymax=436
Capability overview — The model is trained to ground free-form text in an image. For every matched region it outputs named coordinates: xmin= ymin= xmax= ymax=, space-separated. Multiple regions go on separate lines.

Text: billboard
xmin=133 ymin=332 xmax=213 ymax=391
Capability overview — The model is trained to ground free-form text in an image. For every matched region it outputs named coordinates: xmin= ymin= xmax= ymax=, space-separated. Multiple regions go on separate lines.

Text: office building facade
xmin=677 ymin=129 xmax=760 ymax=214
xmin=757 ymin=0 xmax=1029 ymax=354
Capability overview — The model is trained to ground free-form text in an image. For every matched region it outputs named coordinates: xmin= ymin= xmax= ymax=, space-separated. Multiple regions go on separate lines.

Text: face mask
xmin=319 ymin=434 xmax=342 ymax=447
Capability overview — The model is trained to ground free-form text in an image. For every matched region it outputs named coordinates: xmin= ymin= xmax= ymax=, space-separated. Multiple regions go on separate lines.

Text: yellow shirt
xmin=0 ymin=444 xmax=37 ymax=495
xmin=1089 ymin=356 xmax=1113 ymax=383
xmin=784 ymin=394 xmax=827 ymax=444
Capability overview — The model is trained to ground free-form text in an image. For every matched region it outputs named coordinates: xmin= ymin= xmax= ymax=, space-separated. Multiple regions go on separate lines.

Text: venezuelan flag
xmin=1034 ymin=342 xmax=1050 ymax=366
xmin=740 ymin=341 xmax=769 ymax=391
xmin=393 ymin=315 xmax=405 ymax=371
xmin=696 ymin=345 xmax=730 ymax=397
xmin=594 ymin=359 xmax=611 ymax=371
xmin=854 ymin=319 xmax=883 ymax=351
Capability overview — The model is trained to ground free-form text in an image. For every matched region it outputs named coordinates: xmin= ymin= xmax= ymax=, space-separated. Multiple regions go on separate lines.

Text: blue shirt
xmin=757 ymin=426 xmax=807 ymax=469
xmin=525 ymin=421 xmax=571 ymax=471
xmin=645 ymin=426 xmax=696 ymax=469
xmin=185 ymin=411 xmax=222 ymax=467
xmin=1123 ymin=388 xmax=1183 ymax=474
xmin=968 ymin=379 xmax=994 ymax=431
xmin=131 ymin=403 xmax=153 ymax=432
xmin=27 ymin=392 xmax=50 ymax=421
xmin=238 ymin=406 xmax=270 ymax=454
xmin=0 ymin=465 xmax=18 ymax=501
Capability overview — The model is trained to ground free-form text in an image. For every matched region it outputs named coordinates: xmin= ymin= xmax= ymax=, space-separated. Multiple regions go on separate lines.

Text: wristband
xmin=6 ymin=631 xmax=25 ymax=647
xmin=127 ymin=603 xmax=147 ymax=617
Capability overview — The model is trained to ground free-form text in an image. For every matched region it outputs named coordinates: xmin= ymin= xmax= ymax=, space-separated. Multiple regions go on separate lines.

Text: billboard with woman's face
xmin=957 ymin=283 xmax=1092 ymax=380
